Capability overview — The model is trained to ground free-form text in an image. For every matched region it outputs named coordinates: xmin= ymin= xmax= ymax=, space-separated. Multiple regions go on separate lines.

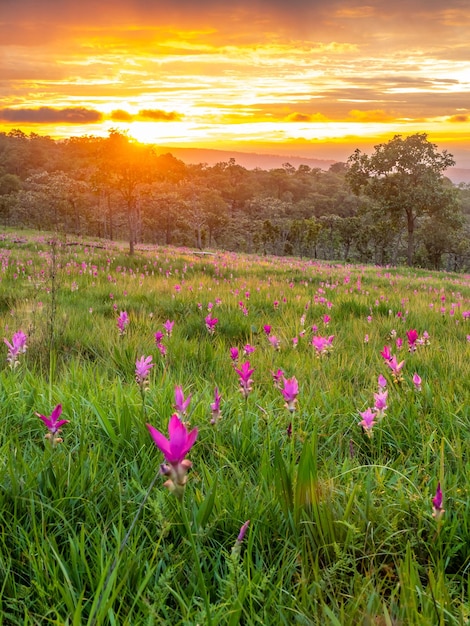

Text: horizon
xmin=1 ymin=0 xmax=470 ymax=168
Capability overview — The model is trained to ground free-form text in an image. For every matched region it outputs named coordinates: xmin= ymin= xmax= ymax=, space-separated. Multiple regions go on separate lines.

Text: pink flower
xmin=281 ymin=376 xmax=299 ymax=413
xmin=380 ymin=345 xmax=392 ymax=361
xmin=406 ymin=329 xmax=419 ymax=351
xmin=163 ymin=320 xmax=175 ymax=336
xmin=323 ymin=314 xmax=331 ymax=325
xmin=147 ymin=414 xmax=198 ymax=497
xmin=386 ymin=355 xmax=405 ymax=382
xmin=412 ymin=372 xmax=422 ymax=391
xmin=117 ymin=311 xmax=129 ymax=335
xmin=378 ymin=374 xmax=387 ymax=390
xmin=311 ymin=335 xmax=334 ymax=356
xmin=268 ymin=335 xmax=280 ymax=350
xmin=243 ymin=343 xmax=255 ymax=355
xmin=37 ymin=404 xmax=69 ymax=445
xmin=432 ymin=482 xmax=445 ymax=521
xmin=359 ymin=408 xmax=377 ymax=436
xmin=271 ymin=368 xmax=284 ymax=389
xmin=374 ymin=390 xmax=388 ymax=418
xmin=237 ymin=519 xmax=250 ymax=543
xmin=230 ymin=347 xmax=239 ymax=362
xmin=4 ymin=330 xmax=27 ymax=367
xmin=135 ymin=355 xmax=153 ymax=388
xmin=232 ymin=519 xmax=250 ymax=557
xmin=210 ymin=387 xmax=222 ymax=424
xmin=174 ymin=385 xmax=192 ymax=417
xmin=154 ymin=330 xmax=164 ymax=343
xmin=235 ymin=361 xmax=255 ymax=398
xmin=156 ymin=342 xmax=167 ymax=357
xmin=263 ymin=324 xmax=272 ymax=335
xmin=205 ymin=314 xmax=218 ymax=334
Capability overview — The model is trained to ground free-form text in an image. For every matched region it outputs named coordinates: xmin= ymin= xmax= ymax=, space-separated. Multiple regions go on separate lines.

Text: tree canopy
xmin=0 ymin=129 xmax=468 ymax=270
xmin=346 ymin=133 xmax=460 ymax=266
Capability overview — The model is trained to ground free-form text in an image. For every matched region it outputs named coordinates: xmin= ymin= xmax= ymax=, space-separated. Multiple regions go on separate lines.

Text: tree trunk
xmin=128 ymin=202 xmax=136 ymax=255
xmin=407 ymin=211 xmax=414 ymax=266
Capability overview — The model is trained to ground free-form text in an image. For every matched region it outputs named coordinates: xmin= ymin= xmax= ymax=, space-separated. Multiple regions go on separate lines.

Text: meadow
xmin=0 ymin=230 xmax=469 ymax=625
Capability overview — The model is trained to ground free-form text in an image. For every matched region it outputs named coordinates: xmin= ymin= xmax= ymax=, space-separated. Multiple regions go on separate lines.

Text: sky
xmin=1 ymin=0 xmax=470 ymax=167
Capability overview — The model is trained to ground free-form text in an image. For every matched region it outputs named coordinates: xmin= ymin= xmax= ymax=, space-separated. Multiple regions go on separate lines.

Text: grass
xmin=0 ymin=230 xmax=469 ymax=625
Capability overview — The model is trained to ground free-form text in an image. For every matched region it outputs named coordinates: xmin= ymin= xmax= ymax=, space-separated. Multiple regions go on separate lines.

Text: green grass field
xmin=1 ymin=231 xmax=469 ymax=625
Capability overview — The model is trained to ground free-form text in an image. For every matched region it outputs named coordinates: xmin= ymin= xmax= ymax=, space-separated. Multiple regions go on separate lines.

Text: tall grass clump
xmin=0 ymin=231 xmax=469 ymax=625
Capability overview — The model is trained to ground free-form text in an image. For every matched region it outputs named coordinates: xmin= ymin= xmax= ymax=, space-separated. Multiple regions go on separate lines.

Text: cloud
xmin=3 ymin=0 xmax=468 ymax=49
xmin=110 ymin=109 xmax=134 ymax=122
xmin=448 ymin=114 xmax=469 ymax=123
xmin=108 ymin=109 xmax=183 ymax=122
xmin=0 ymin=107 xmax=103 ymax=123
xmin=285 ymin=112 xmax=330 ymax=122
xmin=348 ymin=109 xmax=397 ymax=123
xmin=138 ymin=109 xmax=183 ymax=121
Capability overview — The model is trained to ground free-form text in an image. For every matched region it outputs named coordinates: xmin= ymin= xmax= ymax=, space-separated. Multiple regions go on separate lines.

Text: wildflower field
xmin=1 ymin=231 xmax=469 ymax=625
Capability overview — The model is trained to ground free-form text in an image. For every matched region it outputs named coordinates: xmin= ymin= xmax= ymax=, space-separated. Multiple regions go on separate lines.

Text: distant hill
xmin=154 ymin=146 xmax=470 ymax=185
xmin=446 ymin=168 xmax=470 ymax=185
xmin=153 ymin=147 xmax=336 ymax=171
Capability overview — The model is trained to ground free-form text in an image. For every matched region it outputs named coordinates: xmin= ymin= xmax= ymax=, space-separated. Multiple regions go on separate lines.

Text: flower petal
xmin=147 ymin=423 xmax=171 ymax=459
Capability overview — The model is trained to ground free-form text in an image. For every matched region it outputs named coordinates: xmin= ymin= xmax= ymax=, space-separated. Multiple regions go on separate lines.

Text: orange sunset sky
xmin=1 ymin=0 xmax=470 ymax=167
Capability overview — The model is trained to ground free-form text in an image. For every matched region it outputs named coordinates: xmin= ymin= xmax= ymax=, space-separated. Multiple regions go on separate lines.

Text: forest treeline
xmin=1 ymin=129 xmax=469 ymax=270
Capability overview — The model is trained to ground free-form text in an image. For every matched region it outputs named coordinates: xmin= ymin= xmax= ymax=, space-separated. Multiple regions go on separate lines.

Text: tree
xmin=346 ymin=133 xmax=459 ymax=266
xmin=103 ymin=130 xmax=155 ymax=255
xmin=20 ymin=171 xmax=89 ymax=233
xmin=0 ymin=173 xmax=21 ymax=226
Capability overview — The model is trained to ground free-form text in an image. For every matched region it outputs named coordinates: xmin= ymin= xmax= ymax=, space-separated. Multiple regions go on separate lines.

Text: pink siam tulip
xmin=237 ymin=519 xmax=250 ymax=543
xmin=406 ymin=329 xmax=419 ymax=352
xmin=358 ymin=408 xmax=377 ymax=437
xmin=378 ymin=374 xmax=387 ymax=391
xmin=271 ymin=368 xmax=284 ymax=389
xmin=412 ymin=372 xmax=422 ymax=392
xmin=281 ymin=376 xmax=299 ymax=413
xmin=205 ymin=314 xmax=218 ymax=334
xmin=386 ymin=355 xmax=405 ymax=383
xmin=37 ymin=404 xmax=69 ymax=445
xmin=263 ymin=324 xmax=272 ymax=335
xmin=268 ymin=335 xmax=280 ymax=350
xmin=417 ymin=330 xmax=431 ymax=346
xmin=373 ymin=390 xmax=388 ymax=419
xmin=229 ymin=347 xmax=239 ymax=362
xmin=147 ymin=414 xmax=198 ymax=498
xmin=135 ymin=355 xmax=153 ymax=389
xmin=4 ymin=330 xmax=27 ymax=368
xmin=174 ymin=385 xmax=192 ymax=418
xmin=243 ymin=344 xmax=255 ymax=355
xmin=210 ymin=387 xmax=222 ymax=424
xmin=156 ymin=342 xmax=167 ymax=357
xmin=154 ymin=330 xmax=164 ymax=344
xmin=117 ymin=311 xmax=129 ymax=336
xmin=163 ymin=320 xmax=175 ymax=336
xmin=311 ymin=335 xmax=334 ymax=356
xmin=235 ymin=361 xmax=255 ymax=398
xmin=432 ymin=482 xmax=445 ymax=521
xmin=232 ymin=519 xmax=250 ymax=557
xmin=380 ymin=345 xmax=392 ymax=361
